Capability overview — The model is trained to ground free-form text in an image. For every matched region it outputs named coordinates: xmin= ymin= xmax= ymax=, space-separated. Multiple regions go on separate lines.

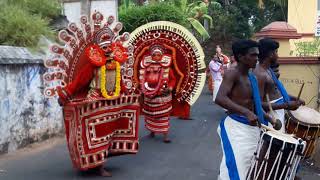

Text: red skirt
xmin=142 ymin=94 xmax=172 ymax=133
xmin=63 ymin=95 xmax=140 ymax=170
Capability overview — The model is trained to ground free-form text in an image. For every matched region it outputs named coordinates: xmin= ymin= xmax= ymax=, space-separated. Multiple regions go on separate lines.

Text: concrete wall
xmin=0 ymin=46 xmax=63 ymax=154
xmin=288 ymin=0 xmax=319 ymax=54
xmin=288 ymin=0 xmax=318 ymax=34
xmin=63 ymin=0 xmax=118 ymax=24
xmin=277 ymin=39 xmax=292 ymax=57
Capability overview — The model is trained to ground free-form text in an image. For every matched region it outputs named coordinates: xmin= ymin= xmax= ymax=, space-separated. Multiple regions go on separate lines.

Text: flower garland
xmin=100 ymin=60 xmax=121 ymax=99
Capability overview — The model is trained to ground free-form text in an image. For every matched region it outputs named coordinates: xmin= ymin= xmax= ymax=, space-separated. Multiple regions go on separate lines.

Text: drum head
xmin=265 ymin=130 xmax=299 ymax=144
xmin=290 ymin=106 xmax=320 ymax=125
xmin=262 ymin=131 xmax=305 ymax=154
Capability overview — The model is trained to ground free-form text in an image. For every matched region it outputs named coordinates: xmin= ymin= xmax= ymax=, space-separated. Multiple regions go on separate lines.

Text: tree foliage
xmin=0 ymin=0 xmax=62 ymax=48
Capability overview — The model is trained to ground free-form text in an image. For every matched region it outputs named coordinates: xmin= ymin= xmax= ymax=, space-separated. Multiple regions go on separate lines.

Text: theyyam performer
xmin=43 ymin=11 xmax=140 ymax=176
xmin=128 ymin=21 xmax=206 ymax=143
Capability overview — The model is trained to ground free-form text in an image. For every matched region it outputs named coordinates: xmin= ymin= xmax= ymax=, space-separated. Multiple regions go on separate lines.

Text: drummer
xmin=215 ymin=40 xmax=271 ymax=180
xmin=253 ymin=38 xmax=305 ymax=132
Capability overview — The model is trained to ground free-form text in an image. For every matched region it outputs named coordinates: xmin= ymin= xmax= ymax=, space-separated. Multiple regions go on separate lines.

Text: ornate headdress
xmin=43 ymin=12 xmax=135 ymax=98
xmin=150 ymin=44 xmax=164 ymax=55
xmin=128 ymin=21 xmax=206 ymax=105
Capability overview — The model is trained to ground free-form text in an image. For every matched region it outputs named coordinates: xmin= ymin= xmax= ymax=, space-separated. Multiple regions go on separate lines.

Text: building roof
xmin=0 ymin=46 xmax=43 ymax=64
xmin=255 ymin=21 xmax=302 ymax=39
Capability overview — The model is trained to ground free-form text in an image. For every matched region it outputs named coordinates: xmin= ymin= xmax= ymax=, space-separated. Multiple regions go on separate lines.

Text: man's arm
xmin=289 ymin=95 xmax=305 ymax=105
xmin=215 ymin=70 xmax=258 ymax=125
xmin=262 ymin=81 xmax=303 ymax=111
xmin=261 ymin=75 xmax=290 ymax=111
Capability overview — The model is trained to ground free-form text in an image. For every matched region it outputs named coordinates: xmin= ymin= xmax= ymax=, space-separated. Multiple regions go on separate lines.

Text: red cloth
xmin=63 ymin=99 xmax=140 ymax=170
xmin=171 ymin=100 xmax=190 ymax=119
xmin=64 ymin=63 xmax=95 ymax=96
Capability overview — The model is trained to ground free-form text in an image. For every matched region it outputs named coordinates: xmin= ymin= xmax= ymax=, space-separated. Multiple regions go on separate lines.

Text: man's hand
xmin=244 ymin=110 xmax=259 ymax=126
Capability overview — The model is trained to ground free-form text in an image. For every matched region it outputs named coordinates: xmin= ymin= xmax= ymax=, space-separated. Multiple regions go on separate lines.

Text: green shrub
xmin=119 ymin=3 xmax=189 ymax=33
xmin=0 ymin=5 xmax=54 ymax=47
xmin=24 ymin=0 xmax=62 ymax=20
xmin=3 ymin=0 xmax=62 ymax=21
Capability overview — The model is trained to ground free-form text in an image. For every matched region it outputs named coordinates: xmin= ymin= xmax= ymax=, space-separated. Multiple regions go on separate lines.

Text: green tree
xmin=119 ymin=3 xmax=189 ymax=33
xmin=201 ymin=0 xmax=287 ymax=63
xmin=3 ymin=0 xmax=62 ymax=21
xmin=119 ymin=0 xmax=221 ymax=41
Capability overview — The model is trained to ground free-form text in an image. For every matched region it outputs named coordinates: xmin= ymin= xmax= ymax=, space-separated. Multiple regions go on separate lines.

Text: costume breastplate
xmin=140 ymin=56 xmax=172 ymax=97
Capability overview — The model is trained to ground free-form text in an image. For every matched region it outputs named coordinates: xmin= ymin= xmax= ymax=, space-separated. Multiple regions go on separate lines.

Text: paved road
xmin=0 ymin=87 xmax=319 ymax=180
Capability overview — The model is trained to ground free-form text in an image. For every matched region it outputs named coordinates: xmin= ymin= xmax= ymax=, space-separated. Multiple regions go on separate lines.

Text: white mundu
xmin=217 ymin=115 xmax=260 ymax=180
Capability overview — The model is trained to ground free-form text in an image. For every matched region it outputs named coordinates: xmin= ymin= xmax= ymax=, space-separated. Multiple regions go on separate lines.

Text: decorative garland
xmin=100 ymin=60 xmax=121 ymax=99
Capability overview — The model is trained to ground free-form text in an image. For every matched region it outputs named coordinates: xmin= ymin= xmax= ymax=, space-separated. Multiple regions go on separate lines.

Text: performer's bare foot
xmin=294 ymin=176 xmax=301 ymax=180
xmin=99 ymin=166 xmax=112 ymax=177
xmin=163 ymin=133 xmax=171 ymax=143
xmin=178 ymin=117 xmax=193 ymax=120
xmin=149 ymin=132 xmax=155 ymax=138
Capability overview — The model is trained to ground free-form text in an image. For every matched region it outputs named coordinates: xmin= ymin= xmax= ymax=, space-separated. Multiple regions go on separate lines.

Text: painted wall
xmin=279 ymin=64 xmax=320 ymax=110
xmin=0 ymin=46 xmax=63 ymax=154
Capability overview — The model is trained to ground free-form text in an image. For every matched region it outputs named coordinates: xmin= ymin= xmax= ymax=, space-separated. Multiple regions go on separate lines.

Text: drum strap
xmin=248 ymin=73 xmax=268 ymax=125
xmin=268 ymin=68 xmax=290 ymax=102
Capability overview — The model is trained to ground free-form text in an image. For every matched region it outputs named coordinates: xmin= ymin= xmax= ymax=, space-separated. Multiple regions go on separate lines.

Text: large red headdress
xmin=43 ymin=12 xmax=135 ymax=99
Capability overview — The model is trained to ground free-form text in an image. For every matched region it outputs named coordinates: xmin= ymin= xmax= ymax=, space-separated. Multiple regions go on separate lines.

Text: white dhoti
xmin=269 ymin=97 xmax=285 ymax=133
xmin=213 ymin=79 xmax=222 ymax=102
xmin=217 ymin=115 xmax=260 ymax=180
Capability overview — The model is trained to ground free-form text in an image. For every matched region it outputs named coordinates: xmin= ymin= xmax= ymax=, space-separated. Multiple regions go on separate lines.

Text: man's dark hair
xmin=258 ymin=38 xmax=279 ymax=62
xmin=232 ymin=39 xmax=259 ymax=62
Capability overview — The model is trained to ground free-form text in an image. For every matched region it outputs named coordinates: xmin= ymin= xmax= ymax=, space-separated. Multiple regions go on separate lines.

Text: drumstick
xmin=260 ymin=123 xmax=277 ymax=132
xmin=266 ymin=94 xmax=275 ymax=118
xmin=265 ymin=94 xmax=282 ymax=131
xmin=297 ymin=82 xmax=305 ymax=101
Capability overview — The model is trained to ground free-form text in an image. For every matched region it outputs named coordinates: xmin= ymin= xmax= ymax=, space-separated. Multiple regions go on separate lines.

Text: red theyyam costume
xmin=43 ymin=12 xmax=140 ymax=171
xmin=129 ymin=21 xmax=206 ymax=134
